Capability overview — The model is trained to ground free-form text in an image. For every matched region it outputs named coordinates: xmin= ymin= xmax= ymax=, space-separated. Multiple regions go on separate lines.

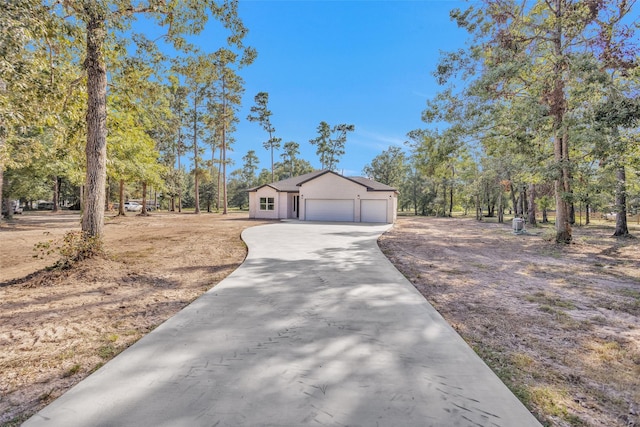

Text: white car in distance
xmin=124 ymin=202 xmax=143 ymax=212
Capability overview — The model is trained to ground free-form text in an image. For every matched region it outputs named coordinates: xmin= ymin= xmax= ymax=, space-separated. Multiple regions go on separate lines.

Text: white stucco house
xmin=248 ymin=170 xmax=398 ymax=224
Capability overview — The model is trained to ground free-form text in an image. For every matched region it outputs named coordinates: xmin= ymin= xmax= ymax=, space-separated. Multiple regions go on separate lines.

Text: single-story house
xmin=247 ymin=170 xmax=398 ymax=224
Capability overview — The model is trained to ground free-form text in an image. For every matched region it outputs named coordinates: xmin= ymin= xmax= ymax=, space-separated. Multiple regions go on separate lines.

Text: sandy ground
xmin=1 ymin=212 xmax=639 ymax=426
xmin=0 ymin=211 xmax=271 ymax=425
xmin=379 ymin=216 xmax=640 ymax=427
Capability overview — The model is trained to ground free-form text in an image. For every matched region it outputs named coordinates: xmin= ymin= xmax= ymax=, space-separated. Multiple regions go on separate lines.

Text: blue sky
xmin=174 ymin=1 xmax=469 ymax=177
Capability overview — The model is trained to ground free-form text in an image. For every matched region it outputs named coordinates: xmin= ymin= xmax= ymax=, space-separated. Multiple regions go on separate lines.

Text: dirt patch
xmin=0 ymin=212 xmax=271 ymax=425
xmin=379 ymin=216 xmax=640 ymax=427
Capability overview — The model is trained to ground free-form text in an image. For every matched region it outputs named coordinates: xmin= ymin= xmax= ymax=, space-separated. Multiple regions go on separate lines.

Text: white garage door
xmin=361 ymin=199 xmax=388 ymax=223
xmin=305 ymin=199 xmax=354 ymax=222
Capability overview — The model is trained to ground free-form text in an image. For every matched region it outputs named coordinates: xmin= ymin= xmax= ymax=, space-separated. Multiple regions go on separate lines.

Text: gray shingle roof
xmin=246 ymin=170 xmax=397 ymax=192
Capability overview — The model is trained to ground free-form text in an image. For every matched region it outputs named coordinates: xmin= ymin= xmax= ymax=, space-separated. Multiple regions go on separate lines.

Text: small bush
xmin=34 ymin=231 xmax=103 ymax=268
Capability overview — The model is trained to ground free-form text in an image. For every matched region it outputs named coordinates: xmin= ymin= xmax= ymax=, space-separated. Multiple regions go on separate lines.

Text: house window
xmin=260 ymin=197 xmax=275 ymax=211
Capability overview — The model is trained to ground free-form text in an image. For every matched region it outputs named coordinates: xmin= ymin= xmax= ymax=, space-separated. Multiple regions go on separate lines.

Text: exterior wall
xmin=278 ymin=192 xmax=290 ymax=219
xmin=249 ymin=173 xmax=398 ymax=223
xmin=392 ymin=193 xmax=398 ymax=222
xmin=391 ymin=193 xmax=398 ymax=222
xmin=250 ymin=187 xmax=280 ymax=220
xmin=249 ymin=192 xmax=258 ymax=218
xmin=299 ymin=173 xmax=363 ymax=221
xmin=359 ymin=191 xmax=397 ymax=223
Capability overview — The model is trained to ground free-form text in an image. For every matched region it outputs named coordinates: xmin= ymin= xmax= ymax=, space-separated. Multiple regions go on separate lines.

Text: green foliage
xmin=422 ymin=0 xmax=638 ymax=240
xmin=280 ymin=141 xmax=301 ymax=179
xmin=247 ymin=91 xmax=281 ymax=181
xmin=363 ymin=146 xmax=407 ymax=189
xmin=309 ymin=121 xmax=355 ymax=170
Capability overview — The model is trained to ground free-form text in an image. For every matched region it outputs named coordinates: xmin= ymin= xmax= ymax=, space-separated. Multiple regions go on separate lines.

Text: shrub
xmin=34 ymin=231 xmax=103 ymax=268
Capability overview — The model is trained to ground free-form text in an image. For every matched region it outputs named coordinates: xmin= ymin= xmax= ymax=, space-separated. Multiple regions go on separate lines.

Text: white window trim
xmin=259 ymin=197 xmax=275 ymax=211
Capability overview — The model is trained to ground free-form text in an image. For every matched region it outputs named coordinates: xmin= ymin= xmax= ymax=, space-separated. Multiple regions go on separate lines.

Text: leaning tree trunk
xmin=613 ymin=165 xmax=630 ymax=237
xmin=528 ymin=183 xmax=537 ymax=226
xmin=81 ymin=10 xmax=108 ymax=239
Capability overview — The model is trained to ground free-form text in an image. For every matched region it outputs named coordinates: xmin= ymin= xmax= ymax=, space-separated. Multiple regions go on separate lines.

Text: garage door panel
xmin=306 ymin=199 xmax=354 ymax=222
xmin=361 ymin=199 xmax=387 ymax=223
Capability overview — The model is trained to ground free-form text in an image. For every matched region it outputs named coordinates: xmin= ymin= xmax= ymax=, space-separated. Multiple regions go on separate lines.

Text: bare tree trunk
xmin=80 ymin=185 xmax=85 ymax=213
xmin=2 ymin=176 xmax=12 ymax=220
xmin=551 ymin=2 xmax=571 ymax=243
xmin=222 ymin=76 xmax=228 ymax=215
xmin=448 ymin=167 xmax=454 ymax=217
xmin=412 ymin=176 xmax=418 ymax=216
xmin=569 ymin=202 xmax=575 ymax=225
xmin=0 ymin=163 xmax=4 ymax=224
xmin=81 ymin=9 xmax=108 ymax=239
xmin=217 ymin=142 xmax=222 ymax=211
xmin=585 ymin=200 xmax=590 ymax=225
xmin=554 ymin=130 xmax=572 ymax=243
xmin=441 ymin=179 xmax=447 ymax=217
xmin=193 ymin=102 xmax=200 ymax=214
xmin=140 ymin=181 xmax=149 ymax=216
xmin=508 ymin=177 xmax=517 ymax=215
xmin=497 ymin=189 xmax=504 ymax=223
xmin=222 ymin=125 xmax=228 ymax=215
xmin=613 ymin=165 xmax=630 ymax=237
xmin=118 ymin=179 xmax=125 ymax=216
xmin=0 ymin=78 xmax=5 ymax=225
xmin=528 ymin=183 xmax=537 ymax=226
xmin=177 ymin=137 xmax=182 ymax=213
xmin=52 ymin=176 xmax=60 ymax=212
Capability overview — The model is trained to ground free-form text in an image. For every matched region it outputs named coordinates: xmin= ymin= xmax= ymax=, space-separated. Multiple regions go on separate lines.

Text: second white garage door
xmin=305 ymin=199 xmax=354 ymax=222
xmin=361 ymin=199 xmax=388 ymax=223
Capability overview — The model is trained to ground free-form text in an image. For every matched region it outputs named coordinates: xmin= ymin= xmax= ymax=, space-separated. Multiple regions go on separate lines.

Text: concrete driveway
xmin=25 ymin=222 xmax=541 ymax=426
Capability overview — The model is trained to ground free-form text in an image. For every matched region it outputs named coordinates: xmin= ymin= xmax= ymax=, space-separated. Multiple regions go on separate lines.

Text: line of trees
xmin=397 ymin=0 xmax=638 ymax=243
xmin=3 ymin=0 xmax=636 ymax=249
xmin=0 ymin=1 xmax=255 ymax=246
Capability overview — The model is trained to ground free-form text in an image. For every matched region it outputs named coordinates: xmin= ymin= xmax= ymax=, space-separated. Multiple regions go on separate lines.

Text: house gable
xmin=299 ymin=171 xmax=365 ymax=199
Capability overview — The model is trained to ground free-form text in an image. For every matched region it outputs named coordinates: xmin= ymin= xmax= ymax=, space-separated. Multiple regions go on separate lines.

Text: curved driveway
xmin=25 ymin=222 xmax=541 ymax=427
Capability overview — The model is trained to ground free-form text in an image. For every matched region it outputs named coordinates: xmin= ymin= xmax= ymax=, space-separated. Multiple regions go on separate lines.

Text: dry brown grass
xmin=0 ymin=211 xmax=270 ymax=425
xmin=379 ymin=216 xmax=640 ymax=427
